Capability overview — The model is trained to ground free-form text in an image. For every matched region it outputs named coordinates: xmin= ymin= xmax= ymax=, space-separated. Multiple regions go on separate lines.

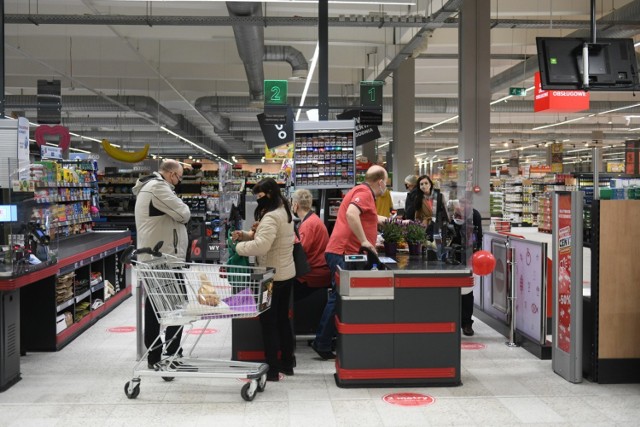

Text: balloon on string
xmin=472 ymin=250 xmax=496 ymax=276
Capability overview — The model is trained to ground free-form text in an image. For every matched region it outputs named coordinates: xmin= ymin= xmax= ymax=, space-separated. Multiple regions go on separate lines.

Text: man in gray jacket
xmin=132 ymin=159 xmax=191 ymax=368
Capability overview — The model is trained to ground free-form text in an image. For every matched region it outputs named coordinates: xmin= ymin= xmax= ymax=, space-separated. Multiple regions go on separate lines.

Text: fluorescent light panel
xmin=114 ymin=0 xmax=417 ymax=4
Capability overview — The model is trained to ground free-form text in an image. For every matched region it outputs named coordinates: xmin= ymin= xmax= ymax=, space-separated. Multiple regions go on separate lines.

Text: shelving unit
xmin=293 ymin=120 xmax=356 ymax=189
xmin=30 ymin=160 xmax=100 ymax=239
xmin=0 ymin=231 xmax=131 ymax=353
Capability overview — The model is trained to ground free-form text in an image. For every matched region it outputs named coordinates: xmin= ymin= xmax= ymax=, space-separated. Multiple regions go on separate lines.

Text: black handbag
xmin=293 ymin=226 xmax=311 ymax=277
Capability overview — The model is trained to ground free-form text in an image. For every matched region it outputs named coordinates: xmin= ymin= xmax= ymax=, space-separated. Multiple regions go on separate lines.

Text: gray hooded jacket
xmin=132 ymin=171 xmax=191 ymax=261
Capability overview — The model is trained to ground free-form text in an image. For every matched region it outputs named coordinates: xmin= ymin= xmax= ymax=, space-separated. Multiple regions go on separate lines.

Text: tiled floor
xmin=1 ymin=295 xmax=639 ymax=427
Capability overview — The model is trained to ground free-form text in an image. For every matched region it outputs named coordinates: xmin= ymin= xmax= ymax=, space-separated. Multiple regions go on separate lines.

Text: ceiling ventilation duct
xmin=264 ymin=45 xmax=308 ymax=79
xmin=226 ymin=2 xmax=265 ymax=107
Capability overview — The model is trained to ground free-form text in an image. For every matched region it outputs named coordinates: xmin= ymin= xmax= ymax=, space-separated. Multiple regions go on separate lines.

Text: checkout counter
xmin=335 ymin=254 xmax=472 ymax=388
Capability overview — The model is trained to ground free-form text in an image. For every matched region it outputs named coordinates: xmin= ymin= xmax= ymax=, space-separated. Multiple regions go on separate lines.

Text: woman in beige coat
xmin=232 ymin=178 xmax=295 ymax=381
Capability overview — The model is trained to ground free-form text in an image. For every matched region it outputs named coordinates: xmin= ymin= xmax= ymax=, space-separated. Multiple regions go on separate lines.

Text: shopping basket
xmin=122 ymin=243 xmax=274 ymax=401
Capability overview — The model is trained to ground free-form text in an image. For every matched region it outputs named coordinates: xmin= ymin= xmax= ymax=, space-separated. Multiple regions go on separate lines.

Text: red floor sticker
xmin=107 ymin=326 xmax=136 ymax=333
xmin=461 ymin=342 xmax=486 ymax=350
xmin=382 ymin=392 xmax=435 ymax=407
xmin=187 ymin=328 xmax=218 ymax=335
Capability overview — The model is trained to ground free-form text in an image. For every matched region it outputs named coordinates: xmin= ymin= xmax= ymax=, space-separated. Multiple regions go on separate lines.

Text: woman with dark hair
xmin=231 ymin=178 xmax=295 ymax=381
xmin=410 ymin=175 xmax=435 ymax=225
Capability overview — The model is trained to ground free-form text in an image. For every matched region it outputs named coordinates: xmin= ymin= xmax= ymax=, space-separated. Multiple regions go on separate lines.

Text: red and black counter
xmin=335 ymin=256 xmax=472 ymax=388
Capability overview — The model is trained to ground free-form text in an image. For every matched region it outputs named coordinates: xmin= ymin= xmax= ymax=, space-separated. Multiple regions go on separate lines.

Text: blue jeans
xmin=314 ymin=252 xmax=345 ymax=352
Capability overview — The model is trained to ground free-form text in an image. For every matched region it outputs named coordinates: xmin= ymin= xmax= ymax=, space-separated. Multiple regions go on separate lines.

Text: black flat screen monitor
xmin=536 ymin=37 xmax=640 ymax=91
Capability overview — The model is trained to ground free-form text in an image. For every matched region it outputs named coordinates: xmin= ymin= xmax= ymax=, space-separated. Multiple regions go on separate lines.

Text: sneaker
xmin=310 ymin=341 xmax=336 ymax=360
xmin=462 ymin=325 xmax=475 ymax=336
xmin=147 ymin=362 xmax=158 ymax=370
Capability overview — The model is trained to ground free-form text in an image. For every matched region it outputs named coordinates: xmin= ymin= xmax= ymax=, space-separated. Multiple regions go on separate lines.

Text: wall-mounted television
xmin=536 ymin=37 xmax=640 ymax=91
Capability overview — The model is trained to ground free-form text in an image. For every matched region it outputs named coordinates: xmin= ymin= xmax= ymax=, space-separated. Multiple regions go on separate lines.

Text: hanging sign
xmin=337 ymin=109 xmax=380 ymax=145
xmin=534 ymin=72 xmax=590 ymax=113
xmin=263 ymin=80 xmax=288 ymax=125
xmin=258 ymin=106 xmax=294 ymax=149
xmin=360 ymin=80 xmax=383 ymax=125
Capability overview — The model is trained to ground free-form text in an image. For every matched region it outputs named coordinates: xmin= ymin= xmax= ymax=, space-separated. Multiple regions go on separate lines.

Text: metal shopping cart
xmin=122 ymin=243 xmax=273 ymax=401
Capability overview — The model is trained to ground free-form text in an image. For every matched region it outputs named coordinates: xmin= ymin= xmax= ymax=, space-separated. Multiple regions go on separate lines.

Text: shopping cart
xmin=121 ymin=243 xmax=274 ymax=401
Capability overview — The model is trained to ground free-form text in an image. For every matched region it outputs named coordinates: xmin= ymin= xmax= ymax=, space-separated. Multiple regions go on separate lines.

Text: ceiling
xmin=3 ymin=0 xmax=640 ymax=168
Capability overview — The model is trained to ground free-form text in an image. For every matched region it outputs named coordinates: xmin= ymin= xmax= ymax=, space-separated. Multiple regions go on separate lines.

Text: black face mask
xmin=256 ymin=197 xmax=269 ymax=210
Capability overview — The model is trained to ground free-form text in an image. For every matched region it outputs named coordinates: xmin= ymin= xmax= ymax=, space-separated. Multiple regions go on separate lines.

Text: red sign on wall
xmin=556 ymin=194 xmax=572 ymax=353
xmin=534 ymin=72 xmax=590 ymax=113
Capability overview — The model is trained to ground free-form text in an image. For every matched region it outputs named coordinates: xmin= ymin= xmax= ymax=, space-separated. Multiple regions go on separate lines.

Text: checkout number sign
xmin=556 ymin=193 xmax=572 ymax=353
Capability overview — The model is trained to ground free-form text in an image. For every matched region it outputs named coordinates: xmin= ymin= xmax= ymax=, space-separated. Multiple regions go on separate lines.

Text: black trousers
xmin=461 ymin=291 xmax=474 ymax=328
xmin=144 ymin=270 xmax=184 ymax=365
xmin=259 ymin=278 xmax=295 ymax=373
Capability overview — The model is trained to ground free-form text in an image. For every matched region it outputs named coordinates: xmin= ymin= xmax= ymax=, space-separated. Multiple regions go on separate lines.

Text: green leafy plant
xmin=381 ymin=221 xmax=404 ymax=244
xmin=404 ymin=222 xmax=428 ymax=244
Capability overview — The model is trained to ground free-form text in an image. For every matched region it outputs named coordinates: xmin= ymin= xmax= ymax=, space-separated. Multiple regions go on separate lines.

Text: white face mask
xmin=453 ymin=218 xmax=465 ymax=226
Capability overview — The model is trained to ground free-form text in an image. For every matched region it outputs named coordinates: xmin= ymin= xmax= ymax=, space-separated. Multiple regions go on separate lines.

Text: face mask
xmin=453 ymin=218 xmax=464 ymax=226
xmin=256 ymin=197 xmax=269 ymax=210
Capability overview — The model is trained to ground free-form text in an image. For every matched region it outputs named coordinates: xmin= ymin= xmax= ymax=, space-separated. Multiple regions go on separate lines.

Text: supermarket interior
xmin=1 ymin=0 xmax=640 ymax=425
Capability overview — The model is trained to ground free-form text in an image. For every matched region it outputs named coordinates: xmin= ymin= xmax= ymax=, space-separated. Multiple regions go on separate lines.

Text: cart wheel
xmin=162 ymin=376 xmax=175 ymax=382
xmin=257 ymin=374 xmax=267 ymax=392
xmin=124 ymin=381 xmax=140 ymax=399
xmin=240 ymin=382 xmax=256 ymax=401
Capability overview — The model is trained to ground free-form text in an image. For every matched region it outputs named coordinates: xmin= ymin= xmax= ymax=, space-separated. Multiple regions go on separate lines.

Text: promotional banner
xmin=512 ymin=239 xmax=546 ymax=344
xmin=336 ymin=109 xmax=380 ymax=145
xmin=556 ymin=193 xmax=572 ymax=353
xmin=550 ymin=143 xmax=564 ymax=173
xmin=41 ymin=145 xmax=63 ymax=159
xmin=17 ymin=117 xmax=30 ymax=181
xmin=257 ymin=106 xmax=294 ymax=149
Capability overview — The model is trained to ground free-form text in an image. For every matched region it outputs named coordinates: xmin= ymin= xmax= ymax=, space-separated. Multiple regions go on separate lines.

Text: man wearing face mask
xmin=311 ymin=165 xmax=388 ymax=359
xmin=132 ymin=159 xmax=191 ymax=369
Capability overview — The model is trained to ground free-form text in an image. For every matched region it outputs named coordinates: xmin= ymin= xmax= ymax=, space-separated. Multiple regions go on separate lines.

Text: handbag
xmin=293 ymin=226 xmax=311 ymax=278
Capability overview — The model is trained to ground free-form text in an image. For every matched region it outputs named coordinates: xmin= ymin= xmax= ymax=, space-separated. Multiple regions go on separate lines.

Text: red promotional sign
xmin=534 ymin=72 xmax=590 ymax=113
xmin=556 ymin=194 xmax=572 ymax=353
xmin=107 ymin=326 xmax=136 ymax=333
xmin=382 ymin=392 xmax=435 ymax=407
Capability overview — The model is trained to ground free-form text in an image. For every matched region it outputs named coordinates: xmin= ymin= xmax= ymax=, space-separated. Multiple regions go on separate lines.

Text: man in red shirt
xmin=311 ymin=165 xmax=388 ymax=359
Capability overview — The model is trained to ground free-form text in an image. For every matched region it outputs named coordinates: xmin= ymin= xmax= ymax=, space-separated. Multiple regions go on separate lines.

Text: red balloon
xmin=472 ymin=250 xmax=496 ymax=276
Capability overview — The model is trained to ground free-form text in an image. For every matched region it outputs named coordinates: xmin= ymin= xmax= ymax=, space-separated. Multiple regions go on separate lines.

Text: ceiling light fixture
xmin=415 ymin=115 xmax=459 ymax=135
xmin=434 ymin=145 xmax=457 ymax=152
xmin=296 ymin=42 xmax=320 ymax=121
xmin=531 ymin=115 xmax=593 ymax=131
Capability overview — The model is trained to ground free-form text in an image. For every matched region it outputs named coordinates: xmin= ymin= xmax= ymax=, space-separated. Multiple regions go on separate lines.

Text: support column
xmin=458 ymin=0 xmax=491 ymax=218
xmin=392 ymin=57 xmax=415 ymax=191
xmin=362 ymin=141 xmax=377 ymax=166
xmin=318 ymin=0 xmax=328 ymax=120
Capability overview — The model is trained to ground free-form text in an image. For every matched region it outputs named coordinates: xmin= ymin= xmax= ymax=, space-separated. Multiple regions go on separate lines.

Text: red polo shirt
xmin=326 ymin=184 xmax=378 ymax=255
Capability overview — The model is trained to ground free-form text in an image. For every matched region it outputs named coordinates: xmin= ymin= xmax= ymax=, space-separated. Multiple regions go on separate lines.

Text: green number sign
xmin=360 ymin=81 xmax=383 ymax=108
xmin=264 ymin=80 xmax=288 ymax=106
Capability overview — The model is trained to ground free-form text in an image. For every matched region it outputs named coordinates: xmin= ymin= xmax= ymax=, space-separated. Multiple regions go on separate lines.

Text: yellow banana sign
xmin=101 ymin=139 xmax=150 ymax=163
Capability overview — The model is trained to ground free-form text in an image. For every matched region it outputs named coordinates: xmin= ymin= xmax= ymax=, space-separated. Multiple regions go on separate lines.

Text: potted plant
xmin=380 ymin=220 xmax=403 ymax=257
xmin=404 ymin=222 xmax=428 ymax=255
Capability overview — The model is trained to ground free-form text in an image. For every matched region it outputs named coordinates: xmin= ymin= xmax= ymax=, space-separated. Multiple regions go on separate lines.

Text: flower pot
xmin=408 ymin=243 xmax=423 ymax=256
xmin=383 ymin=242 xmax=398 ymax=258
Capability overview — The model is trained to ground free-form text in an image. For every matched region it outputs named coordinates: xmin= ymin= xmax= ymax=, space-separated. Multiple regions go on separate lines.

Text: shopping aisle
xmin=1 ymin=296 xmax=638 ymax=427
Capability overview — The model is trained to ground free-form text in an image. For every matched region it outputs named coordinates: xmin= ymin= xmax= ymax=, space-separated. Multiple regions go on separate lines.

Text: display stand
xmin=0 ymin=231 xmax=131 ymax=391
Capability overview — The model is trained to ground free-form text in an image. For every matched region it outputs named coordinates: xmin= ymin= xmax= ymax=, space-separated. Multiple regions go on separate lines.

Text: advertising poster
xmin=512 ymin=240 xmax=545 ymax=343
xmin=556 ymin=194 xmax=572 ymax=353
xmin=17 ymin=117 xmax=30 ymax=180
xmin=551 ymin=143 xmax=563 ymax=173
